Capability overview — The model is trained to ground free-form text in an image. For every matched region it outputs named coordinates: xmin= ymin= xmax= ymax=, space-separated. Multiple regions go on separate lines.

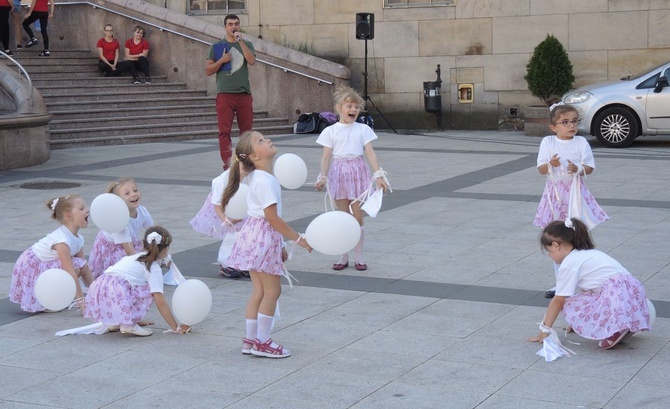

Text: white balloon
xmin=35 ymin=268 xmax=76 ymax=312
xmin=274 ymin=153 xmax=308 ymax=189
xmin=305 ymin=211 xmax=361 ymax=256
xmin=225 ymin=184 xmax=249 ymax=220
xmin=647 ymin=298 xmax=656 ymax=327
xmin=172 ymin=279 xmax=213 ymax=326
xmin=90 ymin=193 xmax=130 ymax=233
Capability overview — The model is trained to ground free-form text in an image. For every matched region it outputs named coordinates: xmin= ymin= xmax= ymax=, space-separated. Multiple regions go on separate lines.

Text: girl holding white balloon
xmin=528 ymin=218 xmax=651 ymax=350
xmin=314 ymin=85 xmax=389 ymax=271
xmin=85 ymin=226 xmax=189 ymax=336
xmin=189 ymin=164 xmax=249 ymax=278
xmin=225 ymin=130 xmax=312 ymax=358
xmin=10 ymin=195 xmax=94 ymax=313
xmin=88 ymin=177 xmax=154 ymax=279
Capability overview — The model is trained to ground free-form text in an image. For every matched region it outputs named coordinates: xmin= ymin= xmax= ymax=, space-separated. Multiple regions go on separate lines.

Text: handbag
xmin=567 ymin=174 xmax=600 ymax=230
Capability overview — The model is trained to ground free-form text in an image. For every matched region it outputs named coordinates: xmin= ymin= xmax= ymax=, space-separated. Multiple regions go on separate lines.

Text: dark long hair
xmin=137 ymin=226 xmax=172 ymax=271
xmin=541 ymin=218 xmax=595 ymax=251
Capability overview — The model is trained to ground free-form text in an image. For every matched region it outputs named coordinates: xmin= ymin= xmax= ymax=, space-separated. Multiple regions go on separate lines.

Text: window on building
xmin=384 ymin=0 xmax=453 ymax=7
xmin=189 ymin=0 xmax=246 ymax=14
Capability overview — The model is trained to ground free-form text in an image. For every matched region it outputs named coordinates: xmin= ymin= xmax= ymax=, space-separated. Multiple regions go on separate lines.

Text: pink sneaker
xmin=251 ymin=338 xmax=291 ymax=358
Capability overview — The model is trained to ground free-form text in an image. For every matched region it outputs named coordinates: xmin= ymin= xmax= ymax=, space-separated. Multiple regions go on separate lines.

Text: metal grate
xmin=18 ymin=181 xmax=82 ymax=190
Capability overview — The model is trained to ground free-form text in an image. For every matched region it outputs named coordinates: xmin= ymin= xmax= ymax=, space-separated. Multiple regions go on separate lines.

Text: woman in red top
xmin=124 ymin=25 xmax=151 ymax=84
xmin=96 ymin=24 xmax=133 ymax=77
xmin=22 ymin=0 xmax=52 ymax=56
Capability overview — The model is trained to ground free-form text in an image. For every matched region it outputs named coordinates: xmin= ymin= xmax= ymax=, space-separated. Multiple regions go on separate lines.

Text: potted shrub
xmin=524 ymin=34 xmax=575 ymax=135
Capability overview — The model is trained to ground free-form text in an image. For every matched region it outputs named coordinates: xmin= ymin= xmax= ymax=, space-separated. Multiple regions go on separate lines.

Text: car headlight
xmin=563 ymin=91 xmax=593 ymax=104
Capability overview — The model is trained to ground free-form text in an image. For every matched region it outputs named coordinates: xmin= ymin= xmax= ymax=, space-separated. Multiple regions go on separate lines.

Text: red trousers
xmin=216 ymin=93 xmax=254 ymax=169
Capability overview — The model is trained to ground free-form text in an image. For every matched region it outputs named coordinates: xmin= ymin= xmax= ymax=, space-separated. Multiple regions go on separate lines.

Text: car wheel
xmin=593 ymin=108 xmax=638 ymax=148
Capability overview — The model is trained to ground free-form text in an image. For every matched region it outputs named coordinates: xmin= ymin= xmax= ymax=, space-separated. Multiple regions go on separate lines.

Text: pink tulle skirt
xmin=88 ymin=231 xmax=144 ymax=279
xmin=328 ymin=156 xmax=370 ymax=201
xmin=9 ymin=248 xmax=87 ymax=312
xmin=563 ymin=274 xmax=651 ymax=340
xmin=189 ymin=193 xmax=240 ymax=239
xmin=84 ymin=274 xmax=153 ymax=326
xmin=227 ymin=217 xmax=284 ymax=276
xmin=533 ymin=177 xmax=609 ymax=228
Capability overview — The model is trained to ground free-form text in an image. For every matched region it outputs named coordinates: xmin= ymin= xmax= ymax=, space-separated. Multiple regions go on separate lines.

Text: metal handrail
xmin=0 ymin=51 xmax=33 ymax=100
xmin=57 ymin=1 xmax=333 ymax=85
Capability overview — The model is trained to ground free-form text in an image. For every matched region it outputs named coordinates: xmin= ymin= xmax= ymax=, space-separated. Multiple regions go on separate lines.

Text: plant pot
xmin=524 ymin=105 xmax=551 ymax=136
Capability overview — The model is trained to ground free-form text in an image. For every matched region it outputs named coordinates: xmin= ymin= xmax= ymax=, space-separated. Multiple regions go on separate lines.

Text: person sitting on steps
xmin=124 ymin=25 xmax=151 ymax=84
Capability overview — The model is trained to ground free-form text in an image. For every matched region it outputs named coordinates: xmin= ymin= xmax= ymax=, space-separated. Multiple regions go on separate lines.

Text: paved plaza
xmin=0 ymin=130 xmax=669 ymax=408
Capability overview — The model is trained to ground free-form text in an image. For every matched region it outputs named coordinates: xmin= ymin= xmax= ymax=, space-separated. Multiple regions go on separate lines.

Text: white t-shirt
xmin=246 ymin=170 xmax=282 ymax=218
xmin=210 ymin=170 xmax=229 ymax=206
xmin=32 ymin=226 xmax=85 ymax=261
xmin=555 ymin=249 xmax=631 ymax=297
xmin=104 ymin=252 xmax=164 ymax=293
xmin=102 ymin=205 xmax=154 ymax=244
xmin=536 ymin=135 xmax=595 ymax=180
xmin=316 ymin=122 xmax=377 ymax=157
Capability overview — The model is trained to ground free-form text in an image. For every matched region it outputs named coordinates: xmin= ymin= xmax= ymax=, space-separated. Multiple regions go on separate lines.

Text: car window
xmin=637 ymin=72 xmax=660 ymax=89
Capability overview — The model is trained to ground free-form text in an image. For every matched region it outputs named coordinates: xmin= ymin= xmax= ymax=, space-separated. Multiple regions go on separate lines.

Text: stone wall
xmin=139 ymin=0 xmax=670 ymax=130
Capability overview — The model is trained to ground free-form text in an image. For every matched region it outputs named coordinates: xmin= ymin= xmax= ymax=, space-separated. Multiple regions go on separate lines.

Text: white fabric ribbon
xmin=549 ymin=101 xmax=564 ymax=111
xmin=55 ymin=322 xmax=109 ymax=336
xmin=536 ymin=327 xmax=576 ymax=362
xmin=349 ymin=168 xmax=393 ymax=216
xmin=146 ymin=232 xmax=162 ymax=244
xmin=163 ymin=262 xmax=186 ymax=286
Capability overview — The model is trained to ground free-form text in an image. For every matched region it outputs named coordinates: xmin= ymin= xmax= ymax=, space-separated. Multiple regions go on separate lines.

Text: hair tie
xmin=564 ymin=218 xmax=575 ymax=230
xmin=50 ymin=198 xmax=59 ymax=211
xmin=147 ymin=232 xmax=162 ymax=245
xmin=550 ymin=101 xmax=565 ymax=111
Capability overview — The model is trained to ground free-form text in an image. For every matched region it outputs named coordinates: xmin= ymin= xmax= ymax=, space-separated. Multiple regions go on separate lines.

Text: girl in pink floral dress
xmin=225 ymin=130 xmax=312 ymax=358
xmin=528 ymin=218 xmax=651 ymax=349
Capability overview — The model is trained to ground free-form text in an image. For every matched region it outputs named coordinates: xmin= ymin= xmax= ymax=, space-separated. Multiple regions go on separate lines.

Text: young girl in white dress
xmin=189 ymin=165 xmax=249 ymax=278
xmin=528 ymin=218 xmax=651 ymax=349
xmin=10 ymin=195 xmax=94 ymax=312
xmin=314 ymin=85 xmax=389 ymax=271
xmin=225 ymin=131 xmax=312 ymax=358
xmin=88 ymin=177 xmax=154 ymax=279
xmin=85 ymin=226 xmax=189 ymax=336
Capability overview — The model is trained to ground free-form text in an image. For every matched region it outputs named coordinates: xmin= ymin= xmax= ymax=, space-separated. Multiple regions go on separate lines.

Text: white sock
xmin=354 ymin=226 xmax=365 ymax=264
xmin=338 ymin=253 xmax=348 ymax=265
xmin=245 ymin=319 xmax=257 ymax=341
xmin=257 ymin=313 xmax=274 ymax=343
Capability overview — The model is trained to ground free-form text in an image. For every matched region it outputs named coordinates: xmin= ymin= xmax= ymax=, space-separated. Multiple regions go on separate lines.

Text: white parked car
xmin=562 ymin=62 xmax=670 ymax=148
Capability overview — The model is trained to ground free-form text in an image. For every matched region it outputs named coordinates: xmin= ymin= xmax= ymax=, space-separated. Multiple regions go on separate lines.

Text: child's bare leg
xmin=78 ymin=264 xmax=94 ymax=286
xmin=334 ymin=199 xmax=354 ymax=265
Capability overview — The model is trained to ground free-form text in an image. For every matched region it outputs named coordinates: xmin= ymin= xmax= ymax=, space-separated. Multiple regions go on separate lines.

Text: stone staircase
xmin=10 ymin=50 xmax=292 ymax=149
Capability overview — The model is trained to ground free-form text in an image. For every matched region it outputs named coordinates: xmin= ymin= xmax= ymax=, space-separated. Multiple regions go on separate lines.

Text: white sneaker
xmin=120 ymin=324 xmax=152 ymax=336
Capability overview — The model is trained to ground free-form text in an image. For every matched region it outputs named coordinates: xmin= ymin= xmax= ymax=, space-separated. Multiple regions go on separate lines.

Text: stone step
xmin=50 ymin=124 xmax=295 ymax=149
xmin=18 ymin=65 xmax=100 ymax=74
xmin=13 ymin=57 xmax=99 ymax=66
xmin=45 ymin=95 xmax=213 ymax=109
xmin=50 ymin=114 xmax=282 ymax=130
xmin=48 ymin=104 xmax=223 ymax=120
xmin=38 ymin=82 xmax=188 ymax=94
xmin=42 ymin=89 xmax=207 ymax=103
xmin=12 ymin=50 xmax=96 ymax=59
xmin=32 ymin=76 xmax=169 ymax=86
xmin=49 ymin=117 xmax=288 ymax=138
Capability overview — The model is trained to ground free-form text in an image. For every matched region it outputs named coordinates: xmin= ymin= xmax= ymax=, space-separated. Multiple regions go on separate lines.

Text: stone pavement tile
xmin=345 ymin=329 xmax=460 ymax=359
xmin=602 ymin=383 xmax=669 ymax=409
xmin=0 ymin=365 xmax=59 ymax=401
xmin=396 ymin=359 xmax=522 ymax=394
xmin=338 ymin=292 xmax=438 ymax=315
xmin=225 ymin=396 xmax=343 ymax=409
xmin=350 ymin=382 xmax=489 ymax=409
xmin=306 ymin=348 xmax=428 ymax=380
xmin=254 ymin=368 xmax=389 ymax=408
xmin=497 ymin=371 xmax=625 ymax=407
xmin=475 ymin=395 xmax=592 ymax=409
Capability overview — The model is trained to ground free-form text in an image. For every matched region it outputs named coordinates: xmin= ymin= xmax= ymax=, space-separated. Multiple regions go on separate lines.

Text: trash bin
xmin=423 ymin=81 xmax=441 ymax=113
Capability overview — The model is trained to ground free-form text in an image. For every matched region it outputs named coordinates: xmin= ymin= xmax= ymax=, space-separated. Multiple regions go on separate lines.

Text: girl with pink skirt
xmin=10 ymin=195 xmax=94 ymax=312
xmin=528 ymin=218 xmax=651 ymax=350
xmin=85 ymin=226 xmax=189 ymax=336
xmin=225 ymin=131 xmax=312 ymax=358
xmin=88 ymin=177 xmax=154 ymax=279
xmin=314 ymin=85 xmax=389 ymax=271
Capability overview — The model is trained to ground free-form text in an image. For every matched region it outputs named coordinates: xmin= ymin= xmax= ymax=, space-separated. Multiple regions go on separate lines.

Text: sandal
xmin=250 ymin=338 xmax=291 ymax=358
xmin=598 ymin=329 xmax=630 ymax=349
xmin=355 ymin=263 xmax=367 ymax=271
xmin=332 ymin=262 xmax=348 ymax=271
xmin=242 ymin=338 xmax=255 ymax=355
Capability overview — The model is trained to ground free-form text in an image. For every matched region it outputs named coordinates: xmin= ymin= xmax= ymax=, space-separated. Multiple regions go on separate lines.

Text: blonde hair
xmin=333 ymin=85 xmax=364 ymax=112
xmin=106 ymin=177 xmax=137 ymax=195
xmin=221 ymin=130 xmax=258 ymax=210
xmin=45 ymin=195 xmax=81 ymax=222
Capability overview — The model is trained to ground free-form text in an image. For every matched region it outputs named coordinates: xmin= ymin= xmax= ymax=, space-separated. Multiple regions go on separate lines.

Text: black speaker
xmin=356 ymin=13 xmax=374 ymax=40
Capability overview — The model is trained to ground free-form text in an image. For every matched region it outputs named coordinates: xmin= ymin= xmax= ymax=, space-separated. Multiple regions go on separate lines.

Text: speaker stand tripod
xmin=362 ymin=39 xmax=397 ymax=134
